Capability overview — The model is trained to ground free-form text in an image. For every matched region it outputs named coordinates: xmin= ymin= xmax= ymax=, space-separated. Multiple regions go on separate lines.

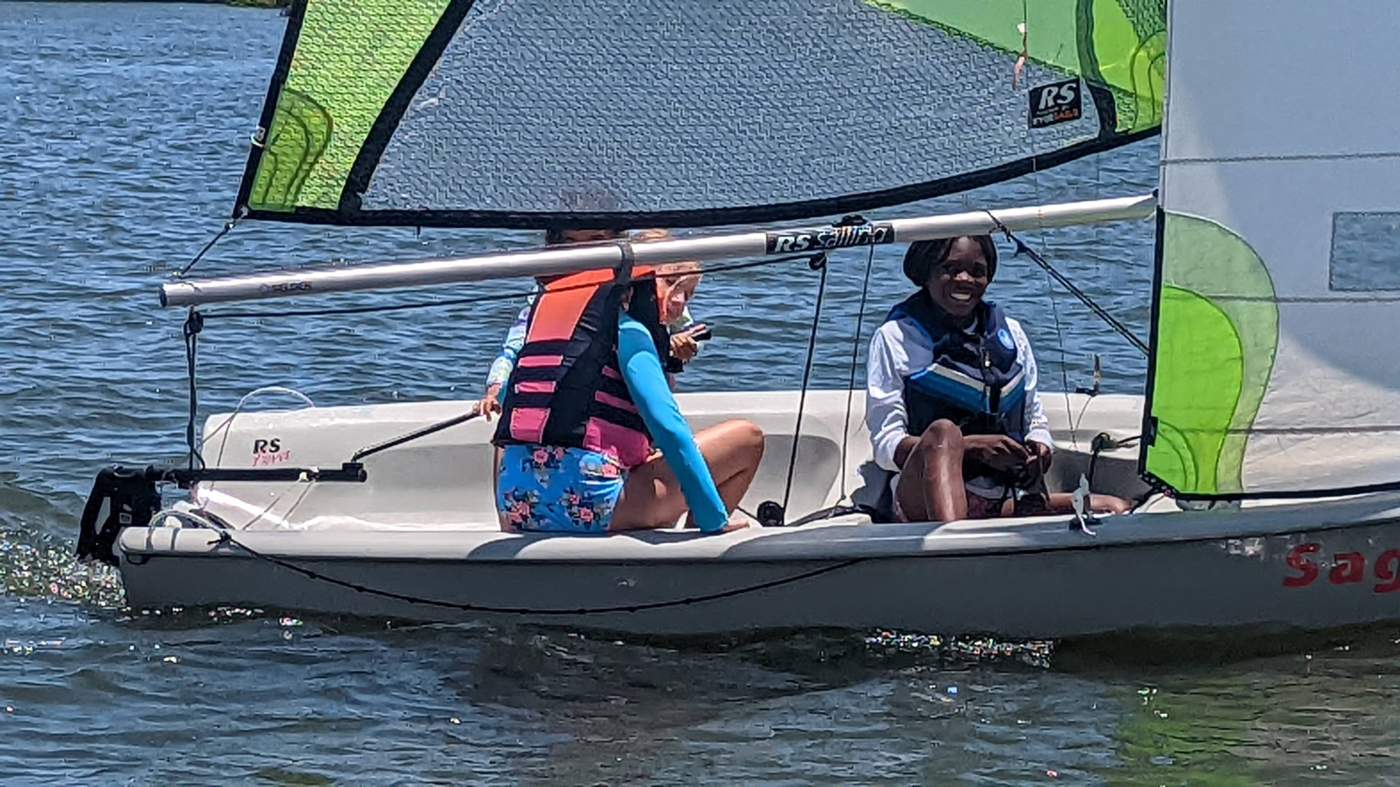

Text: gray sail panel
xmin=361 ymin=0 xmax=1099 ymax=220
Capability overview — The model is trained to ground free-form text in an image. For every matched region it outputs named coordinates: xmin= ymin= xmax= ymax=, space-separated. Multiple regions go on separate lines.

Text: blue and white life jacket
xmin=885 ymin=291 xmax=1028 ymax=441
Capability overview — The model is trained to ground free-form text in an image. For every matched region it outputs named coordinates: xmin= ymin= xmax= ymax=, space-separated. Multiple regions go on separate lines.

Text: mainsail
xmin=235 ymin=0 xmax=1164 ymax=228
xmin=1142 ymin=1 xmax=1400 ymax=498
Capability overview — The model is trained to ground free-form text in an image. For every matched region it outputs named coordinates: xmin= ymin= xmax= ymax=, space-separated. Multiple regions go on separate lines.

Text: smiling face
xmin=924 ymin=236 xmax=991 ymax=319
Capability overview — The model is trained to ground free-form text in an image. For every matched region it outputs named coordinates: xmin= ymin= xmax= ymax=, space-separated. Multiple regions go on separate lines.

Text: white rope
xmin=207 ymin=386 xmax=317 ymax=468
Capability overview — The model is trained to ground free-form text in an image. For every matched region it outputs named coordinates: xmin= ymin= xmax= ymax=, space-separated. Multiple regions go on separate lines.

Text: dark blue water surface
xmin=4 ymin=3 xmax=1400 ymax=784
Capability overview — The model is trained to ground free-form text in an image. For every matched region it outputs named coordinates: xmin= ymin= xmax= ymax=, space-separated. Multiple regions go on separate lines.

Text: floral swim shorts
xmin=497 ymin=444 xmax=628 ymax=533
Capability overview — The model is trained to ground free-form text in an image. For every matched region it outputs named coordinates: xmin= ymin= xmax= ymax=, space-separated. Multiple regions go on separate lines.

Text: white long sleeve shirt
xmin=866 ymin=312 xmax=1054 ymax=500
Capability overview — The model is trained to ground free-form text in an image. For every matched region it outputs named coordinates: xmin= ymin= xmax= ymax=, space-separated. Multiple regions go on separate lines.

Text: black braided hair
xmin=902 ymin=235 xmax=998 ymax=287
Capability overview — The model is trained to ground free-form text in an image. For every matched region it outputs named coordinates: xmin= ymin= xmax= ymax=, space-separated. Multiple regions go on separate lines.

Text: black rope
xmin=182 ymin=310 xmax=205 ymax=470
xmin=202 ymin=253 xmax=823 ymax=322
xmin=1086 ymin=432 xmax=1142 ymax=491
xmin=210 ymin=529 xmax=866 ymax=615
xmin=777 ymin=253 xmax=830 ymax=524
xmin=983 ymin=211 xmax=1150 ymax=357
xmin=837 ymin=238 xmax=878 ymax=504
xmin=176 ymin=209 xmax=245 ymax=278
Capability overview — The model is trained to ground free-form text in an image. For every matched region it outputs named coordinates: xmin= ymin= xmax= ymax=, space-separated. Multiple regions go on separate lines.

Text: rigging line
xmin=241 ymin=476 xmax=315 ymax=531
xmin=1072 ymin=390 xmax=1096 ymax=437
xmin=208 ymin=528 xmax=867 ymax=615
xmin=837 ymin=242 xmax=878 ymax=505
xmin=182 ymin=309 xmax=206 ymax=471
xmin=1092 ymin=124 xmax=1105 ymax=289
xmin=982 ymin=210 xmax=1150 ymax=357
xmin=1023 ymin=157 xmax=1079 ymax=449
xmin=207 ymin=386 xmax=317 ymax=498
xmin=1083 ymin=126 xmax=1106 ymax=443
xmin=779 ymin=255 xmax=830 ymax=523
xmin=175 ymin=208 xmax=247 ymax=279
xmin=209 ymin=387 xmax=318 ymax=467
xmin=170 ymin=476 xmax=313 ymax=533
xmin=201 ymin=253 xmax=822 ymax=322
xmin=1041 ymin=238 xmax=1077 ymax=448
xmin=1011 ymin=0 xmax=1029 ymax=89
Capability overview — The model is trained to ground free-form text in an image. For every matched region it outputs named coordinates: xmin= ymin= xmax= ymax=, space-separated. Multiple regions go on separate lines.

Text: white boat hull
xmin=112 ymin=391 xmax=1400 ymax=638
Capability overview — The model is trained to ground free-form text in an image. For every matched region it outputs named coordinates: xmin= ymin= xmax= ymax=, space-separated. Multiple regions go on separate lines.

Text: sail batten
xmin=234 ymin=0 xmax=1164 ymax=228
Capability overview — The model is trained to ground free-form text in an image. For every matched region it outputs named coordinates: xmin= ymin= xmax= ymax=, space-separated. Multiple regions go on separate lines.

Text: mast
xmin=162 ymin=194 xmax=1156 ymax=308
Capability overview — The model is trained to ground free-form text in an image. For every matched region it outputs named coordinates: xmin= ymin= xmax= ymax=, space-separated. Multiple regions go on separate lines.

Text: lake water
xmin=4 ymin=3 xmax=1400 ymax=783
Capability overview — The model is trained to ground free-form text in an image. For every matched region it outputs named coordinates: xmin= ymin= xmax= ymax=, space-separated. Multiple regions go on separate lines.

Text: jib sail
xmin=1142 ymin=1 xmax=1400 ymax=498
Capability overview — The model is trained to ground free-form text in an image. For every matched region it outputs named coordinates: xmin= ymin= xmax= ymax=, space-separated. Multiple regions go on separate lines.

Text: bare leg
xmin=707 ymin=422 xmax=764 ymax=514
xmin=610 ymin=420 xmax=765 ymax=531
xmin=894 ymin=420 xmax=967 ymax=523
xmin=492 ymin=445 xmax=510 ymax=531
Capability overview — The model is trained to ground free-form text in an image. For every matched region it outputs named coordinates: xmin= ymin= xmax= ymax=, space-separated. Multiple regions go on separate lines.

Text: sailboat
xmin=79 ymin=0 xmax=1400 ymax=638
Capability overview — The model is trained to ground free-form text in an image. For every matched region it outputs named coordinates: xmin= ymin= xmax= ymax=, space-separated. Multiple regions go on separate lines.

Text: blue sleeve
xmin=485 ymin=292 xmax=537 ymax=388
xmin=617 ymin=314 xmax=729 ymax=533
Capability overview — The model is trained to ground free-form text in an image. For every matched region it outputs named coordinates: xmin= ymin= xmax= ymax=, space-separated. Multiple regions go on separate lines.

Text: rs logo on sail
xmin=1028 ymin=78 xmax=1083 ymax=129
xmin=1283 ymin=543 xmax=1400 ymax=593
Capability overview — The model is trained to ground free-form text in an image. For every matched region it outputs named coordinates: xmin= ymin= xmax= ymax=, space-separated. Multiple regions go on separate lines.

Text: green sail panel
xmin=871 ymin=0 xmax=1165 ymax=133
xmin=240 ymin=0 xmax=452 ymax=213
xmin=1144 ymin=213 xmax=1277 ymax=495
xmin=245 ymin=88 xmax=332 ymax=212
xmin=233 ymin=0 xmax=1164 ymax=228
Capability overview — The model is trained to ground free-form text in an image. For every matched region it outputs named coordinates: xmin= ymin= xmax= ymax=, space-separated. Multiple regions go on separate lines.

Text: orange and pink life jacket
xmin=491 ymin=266 xmax=670 ymax=469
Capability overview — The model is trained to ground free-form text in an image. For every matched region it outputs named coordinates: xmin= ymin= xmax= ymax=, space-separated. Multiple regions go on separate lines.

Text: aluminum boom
xmin=161 ymin=194 xmax=1156 ymax=308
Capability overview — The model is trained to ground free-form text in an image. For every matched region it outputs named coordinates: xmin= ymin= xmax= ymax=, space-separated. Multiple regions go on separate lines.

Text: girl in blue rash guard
xmin=607 ymin=313 xmax=747 ymax=531
xmin=494 ymin=267 xmax=764 ymax=534
xmin=478 ymin=228 xmax=703 ymax=417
